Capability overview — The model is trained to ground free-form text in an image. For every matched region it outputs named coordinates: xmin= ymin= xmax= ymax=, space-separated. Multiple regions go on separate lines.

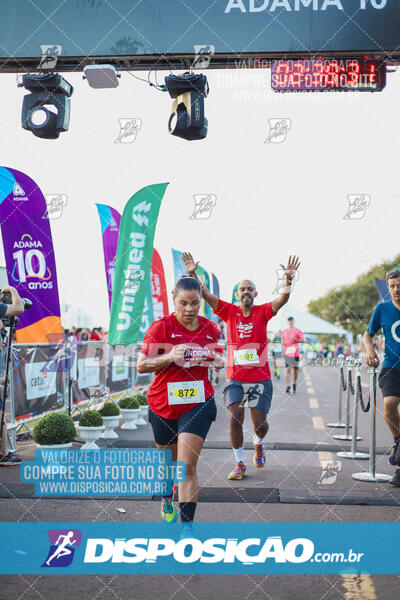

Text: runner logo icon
xmin=42 ymin=529 xmax=82 ymax=568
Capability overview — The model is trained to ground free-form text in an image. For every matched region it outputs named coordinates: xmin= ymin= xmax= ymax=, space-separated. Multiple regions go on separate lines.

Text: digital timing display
xmin=271 ymin=59 xmax=386 ymax=92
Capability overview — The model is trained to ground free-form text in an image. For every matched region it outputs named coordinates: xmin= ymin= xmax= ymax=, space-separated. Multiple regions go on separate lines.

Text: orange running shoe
xmin=253 ymin=437 xmax=266 ymax=468
xmin=228 ymin=461 xmax=247 ymax=480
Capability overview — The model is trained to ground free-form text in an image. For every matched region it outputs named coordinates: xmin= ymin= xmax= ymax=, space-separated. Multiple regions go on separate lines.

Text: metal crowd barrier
xmin=9 ymin=340 xmax=138 ymax=434
xmin=327 ymin=354 xmax=346 ymax=428
xmin=10 ymin=342 xmax=69 ymax=437
xmin=332 ymin=356 xmax=361 ymax=442
xmin=352 ymin=368 xmax=392 ymax=483
xmin=336 ymin=359 xmax=369 ymax=460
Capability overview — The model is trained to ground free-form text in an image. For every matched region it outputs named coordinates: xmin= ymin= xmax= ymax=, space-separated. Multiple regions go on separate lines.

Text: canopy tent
xmin=268 ymin=304 xmax=352 ymax=343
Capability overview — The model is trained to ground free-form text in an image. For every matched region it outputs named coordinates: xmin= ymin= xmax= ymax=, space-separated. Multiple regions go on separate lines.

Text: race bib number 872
xmin=168 ymin=380 xmax=205 ymax=405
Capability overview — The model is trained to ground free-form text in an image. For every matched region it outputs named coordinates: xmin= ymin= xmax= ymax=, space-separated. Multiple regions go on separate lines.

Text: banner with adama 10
xmin=0 ymin=167 xmax=62 ymax=343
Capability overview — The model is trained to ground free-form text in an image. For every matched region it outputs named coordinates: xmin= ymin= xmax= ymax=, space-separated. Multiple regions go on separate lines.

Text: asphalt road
xmin=0 ymin=361 xmax=398 ymax=599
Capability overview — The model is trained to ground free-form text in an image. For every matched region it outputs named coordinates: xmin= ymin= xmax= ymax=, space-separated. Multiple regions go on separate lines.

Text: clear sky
xmin=0 ymin=66 xmax=399 ymax=329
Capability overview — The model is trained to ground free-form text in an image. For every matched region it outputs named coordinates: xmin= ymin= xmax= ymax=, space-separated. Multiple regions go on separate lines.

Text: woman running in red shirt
xmin=137 ymin=276 xmax=224 ymax=532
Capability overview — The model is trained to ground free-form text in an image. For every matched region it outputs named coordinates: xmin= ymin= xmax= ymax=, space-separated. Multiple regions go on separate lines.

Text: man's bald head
xmin=238 ymin=279 xmax=256 ymax=291
xmin=237 ymin=280 xmax=258 ymax=308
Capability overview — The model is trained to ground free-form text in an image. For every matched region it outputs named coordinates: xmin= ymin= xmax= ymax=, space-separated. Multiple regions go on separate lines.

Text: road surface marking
xmin=307 ymin=387 xmax=315 ymax=394
xmin=309 ymin=397 xmax=319 ymax=409
xmin=341 ymin=574 xmax=377 ymax=599
xmin=318 ymin=451 xmax=333 ymax=461
xmin=312 ymin=416 xmax=324 ymax=430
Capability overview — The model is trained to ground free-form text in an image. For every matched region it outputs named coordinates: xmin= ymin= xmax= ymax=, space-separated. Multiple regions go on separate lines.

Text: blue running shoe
xmin=161 ymin=496 xmax=177 ymax=524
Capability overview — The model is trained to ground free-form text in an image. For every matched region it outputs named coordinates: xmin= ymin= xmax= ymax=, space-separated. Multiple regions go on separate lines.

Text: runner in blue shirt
xmin=364 ymin=270 xmax=400 ymax=486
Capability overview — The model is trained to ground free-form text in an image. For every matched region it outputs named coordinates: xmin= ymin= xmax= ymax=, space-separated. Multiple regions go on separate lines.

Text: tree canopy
xmin=307 ymin=255 xmax=400 ymax=338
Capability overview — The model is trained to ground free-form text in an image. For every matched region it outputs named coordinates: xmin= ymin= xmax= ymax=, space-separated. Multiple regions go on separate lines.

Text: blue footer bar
xmin=0 ymin=522 xmax=398 ymax=574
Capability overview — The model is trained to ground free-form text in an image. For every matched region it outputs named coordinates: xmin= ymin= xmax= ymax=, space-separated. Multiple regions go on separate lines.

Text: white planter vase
xmin=37 ymin=442 xmax=73 ymax=449
xmin=136 ymin=405 xmax=148 ymax=426
xmin=120 ymin=408 xmax=140 ymax=430
xmin=36 ymin=442 xmax=73 ymax=476
xmin=77 ymin=425 xmax=104 ymax=449
xmin=101 ymin=415 xmax=121 ymax=439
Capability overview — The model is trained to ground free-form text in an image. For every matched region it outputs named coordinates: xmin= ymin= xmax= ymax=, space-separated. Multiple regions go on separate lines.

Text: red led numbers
xmin=271 ymin=59 xmax=385 ymax=92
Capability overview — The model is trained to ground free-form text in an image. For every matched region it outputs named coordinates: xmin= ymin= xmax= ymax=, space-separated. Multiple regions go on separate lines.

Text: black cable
xmin=357 ymin=373 xmax=370 ymax=413
xmin=340 ymin=366 xmax=346 ymax=391
xmin=127 ymin=69 xmax=166 ymax=92
xmin=348 ymin=368 xmax=354 ymax=396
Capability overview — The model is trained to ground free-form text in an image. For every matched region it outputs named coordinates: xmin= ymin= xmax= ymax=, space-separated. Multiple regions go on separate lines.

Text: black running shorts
xmin=149 ymin=396 xmax=217 ymax=446
xmin=378 ymin=367 xmax=400 ymax=398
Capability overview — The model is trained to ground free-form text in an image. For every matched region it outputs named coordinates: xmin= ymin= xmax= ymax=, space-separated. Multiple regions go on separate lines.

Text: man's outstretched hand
xmin=280 ymin=255 xmax=301 ymax=284
xmin=182 ymin=252 xmax=199 ymax=276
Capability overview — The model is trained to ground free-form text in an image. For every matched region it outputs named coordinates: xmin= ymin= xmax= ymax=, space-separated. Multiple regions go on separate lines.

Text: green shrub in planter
xmin=33 ymin=412 xmax=76 ymax=446
xmin=79 ymin=410 xmax=103 ymax=427
xmin=135 ymin=393 xmax=148 ymax=406
xmin=99 ymin=402 xmax=120 ymax=417
xmin=119 ymin=396 xmax=140 ymax=410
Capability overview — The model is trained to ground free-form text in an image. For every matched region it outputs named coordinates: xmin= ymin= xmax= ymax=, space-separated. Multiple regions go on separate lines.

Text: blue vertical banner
xmin=212 ymin=273 xmax=220 ymax=298
xmin=96 ymin=204 xmax=121 ymax=309
xmin=172 ymin=248 xmax=187 ymax=281
xmin=232 ymin=283 xmax=240 ymax=305
xmin=171 ymin=249 xmax=213 ymax=319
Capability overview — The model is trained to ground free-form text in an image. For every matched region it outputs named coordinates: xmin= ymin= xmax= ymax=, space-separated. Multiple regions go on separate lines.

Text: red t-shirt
xmin=282 ymin=327 xmax=304 ymax=358
xmin=140 ymin=314 xmax=220 ymax=419
xmin=214 ymin=299 xmax=276 ymax=382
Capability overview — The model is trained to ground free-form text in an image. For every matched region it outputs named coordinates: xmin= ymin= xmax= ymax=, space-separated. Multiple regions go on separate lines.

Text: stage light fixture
xmin=165 ymin=73 xmax=209 ymax=141
xmin=21 ymin=72 xmax=73 ymax=139
xmin=83 ymin=64 xmax=120 ymax=88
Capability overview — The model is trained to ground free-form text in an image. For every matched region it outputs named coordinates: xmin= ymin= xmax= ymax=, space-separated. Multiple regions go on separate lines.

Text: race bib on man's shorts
xmin=167 ymin=380 xmax=205 ymax=405
xmin=234 ymin=348 xmax=259 ymax=365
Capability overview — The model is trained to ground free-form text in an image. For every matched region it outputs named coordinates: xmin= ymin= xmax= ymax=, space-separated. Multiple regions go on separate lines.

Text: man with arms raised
xmin=183 ymin=252 xmax=300 ymax=480
xmin=364 ymin=270 xmax=400 ymax=486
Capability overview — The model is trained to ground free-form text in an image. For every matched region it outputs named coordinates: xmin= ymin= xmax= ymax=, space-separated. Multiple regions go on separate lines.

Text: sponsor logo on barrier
xmin=42 ymin=529 xmax=81 ymax=567
xmin=25 ymin=361 xmax=57 ymax=400
xmin=112 ymin=355 xmax=129 ymax=381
